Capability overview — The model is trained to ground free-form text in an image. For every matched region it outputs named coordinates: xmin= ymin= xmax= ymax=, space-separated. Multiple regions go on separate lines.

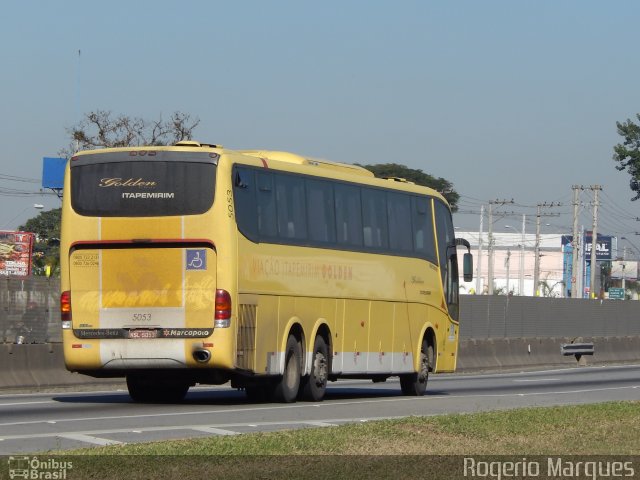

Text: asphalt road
xmin=1 ymin=364 xmax=640 ymax=454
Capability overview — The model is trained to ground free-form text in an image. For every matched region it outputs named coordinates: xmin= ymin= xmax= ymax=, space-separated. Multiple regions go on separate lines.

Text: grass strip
xmin=13 ymin=401 xmax=639 ymax=480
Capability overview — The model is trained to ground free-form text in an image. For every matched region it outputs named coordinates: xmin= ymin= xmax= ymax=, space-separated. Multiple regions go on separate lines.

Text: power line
xmin=0 ymin=173 xmax=40 ymax=184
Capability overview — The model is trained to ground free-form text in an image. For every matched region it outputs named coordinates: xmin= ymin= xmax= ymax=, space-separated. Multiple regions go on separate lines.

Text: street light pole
xmin=622 ymin=245 xmax=627 ymax=292
xmin=589 ymin=185 xmax=602 ymax=298
xmin=476 ymin=205 xmax=484 ymax=294
xmin=505 ymin=249 xmax=511 ymax=294
xmin=520 ymin=214 xmax=525 ymax=296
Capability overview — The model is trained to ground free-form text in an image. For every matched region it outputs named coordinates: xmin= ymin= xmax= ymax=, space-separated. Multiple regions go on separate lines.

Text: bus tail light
xmin=61 ymin=290 xmax=72 ymax=328
xmin=214 ymin=289 xmax=231 ymax=328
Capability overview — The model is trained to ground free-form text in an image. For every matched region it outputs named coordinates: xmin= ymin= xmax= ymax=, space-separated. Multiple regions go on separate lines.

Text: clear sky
xmin=1 ymin=1 xmax=639 ymax=255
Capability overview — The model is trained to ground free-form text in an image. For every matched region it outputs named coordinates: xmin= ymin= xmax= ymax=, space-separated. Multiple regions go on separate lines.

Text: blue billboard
xmin=42 ymin=157 xmax=67 ymax=189
xmin=561 ymin=234 xmax=612 ymax=261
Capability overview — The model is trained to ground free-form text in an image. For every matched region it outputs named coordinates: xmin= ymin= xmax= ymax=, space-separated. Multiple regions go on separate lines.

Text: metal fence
xmin=1 ymin=279 xmax=639 ymax=344
xmin=0 ymin=277 xmax=61 ymax=343
xmin=459 ymin=295 xmax=640 ymax=339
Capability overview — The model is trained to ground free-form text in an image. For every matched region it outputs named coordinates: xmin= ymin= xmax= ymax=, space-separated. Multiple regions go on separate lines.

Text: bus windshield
xmin=70 ymin=151 xmax=217 ymax=217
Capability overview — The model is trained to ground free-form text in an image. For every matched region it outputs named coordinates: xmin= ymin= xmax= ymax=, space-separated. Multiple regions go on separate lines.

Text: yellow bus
xmin=60 ymin=141 xmax=472 ymax=403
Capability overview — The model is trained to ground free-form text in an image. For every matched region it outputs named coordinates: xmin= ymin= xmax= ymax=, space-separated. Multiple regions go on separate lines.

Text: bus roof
xmin=71 ymin=141 xmax=449 ymax=206
xmin=239 ymin=150 xmax=375 ymax=178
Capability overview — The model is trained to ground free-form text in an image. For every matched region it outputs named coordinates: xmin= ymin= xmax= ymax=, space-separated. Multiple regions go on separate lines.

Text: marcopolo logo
xmin=8 ymin=456 xmax=73 ymax=479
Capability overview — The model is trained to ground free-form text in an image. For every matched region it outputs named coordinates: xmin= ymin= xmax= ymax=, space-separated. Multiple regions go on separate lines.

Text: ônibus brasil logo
xmin=7 ymin=456 xmax=73 ymax=479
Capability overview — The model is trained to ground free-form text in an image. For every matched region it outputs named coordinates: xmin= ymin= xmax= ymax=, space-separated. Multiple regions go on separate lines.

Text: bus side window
xmin=257 ymin=172 xmax=278 ymax=239
xmin=306 ymin=179 xmax=336 ymax=243
xmin=233 ymin=167 xmax=258 ymax=241
xmin=362 ymin=188 xmax=388 ymax=250
xmin=412 ymin=196 xmax=436 ymax=262
xmin=275 ymin=174 xmax=307 ymax=240
xmin=387 ymin=192 xmax=412 ymax=252
xmin=335 ymin=183 xmax=363 ymax=247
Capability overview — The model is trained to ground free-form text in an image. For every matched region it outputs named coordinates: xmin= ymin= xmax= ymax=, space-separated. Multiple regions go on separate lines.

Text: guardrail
xmin=560 ymin=342 xmax=595 ymax=357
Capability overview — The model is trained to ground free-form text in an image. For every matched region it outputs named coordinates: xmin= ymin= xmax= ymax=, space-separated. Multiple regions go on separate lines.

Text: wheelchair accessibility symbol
xmin=186 ymin=249 xmax=207 ymax=270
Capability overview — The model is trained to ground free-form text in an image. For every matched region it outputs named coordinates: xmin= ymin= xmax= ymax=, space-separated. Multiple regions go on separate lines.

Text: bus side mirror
xmin=463 ymin=253 xmax=473 ymax=282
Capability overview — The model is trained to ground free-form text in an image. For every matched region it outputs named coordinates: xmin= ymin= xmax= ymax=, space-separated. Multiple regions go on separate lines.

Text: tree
xmin=613 ymin=113 xmax=640 ymax=201
xmin=60 ymin=110 xmax=200 ymax=157
xmin=358 ymin=163 xmax=459 ymax=211
xmin=18 ymin=208 xmax=61 ymax=277
xmin=20 ymin=110 xmax=201 ymax=276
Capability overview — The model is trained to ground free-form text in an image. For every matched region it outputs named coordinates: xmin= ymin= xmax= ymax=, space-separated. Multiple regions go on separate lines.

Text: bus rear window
xmin=70 ymin=152 xmax=216 ymax=217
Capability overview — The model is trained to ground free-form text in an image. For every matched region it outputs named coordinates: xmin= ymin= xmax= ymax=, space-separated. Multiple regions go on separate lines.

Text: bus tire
xmin=427 ymin=342 xmax=435 ymax=372
xmin=301 ymin=335 xmax=329 ymax=402
xmin=126 ymin=375 xmax=189 ymax=403
xmin=399 ymin=339 xmax=429 ymax=396
xmin=272 ymin=334 xmax=302 ymax=403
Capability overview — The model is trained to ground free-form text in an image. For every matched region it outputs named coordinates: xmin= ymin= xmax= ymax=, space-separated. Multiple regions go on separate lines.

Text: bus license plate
xmin=128 ymin=329 xmax=158 ymax=339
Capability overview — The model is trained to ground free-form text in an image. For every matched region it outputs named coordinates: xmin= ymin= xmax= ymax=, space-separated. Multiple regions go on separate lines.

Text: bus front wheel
xmin=273 ymin=334 xmax=302 ymax=403
xmin=399 ymin=339 xmax=429 ymax=396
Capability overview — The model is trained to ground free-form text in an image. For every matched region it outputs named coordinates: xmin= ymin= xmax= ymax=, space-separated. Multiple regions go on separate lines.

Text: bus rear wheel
xmin=399 ymin=339 xmax=429 ymax=396
xmin=126 ymin=375 xmax=189 ymax=403
xmin=301 ymin=335 xmax=329 ymax=402
xmin=272 ymin=334 xmax=302 ymax=403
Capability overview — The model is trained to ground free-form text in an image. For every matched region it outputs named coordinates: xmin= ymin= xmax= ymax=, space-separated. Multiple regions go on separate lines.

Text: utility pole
xmin=571 ymin=186 xmax=584 ymax=298
xmin=577 ymin=225 xmax=585 ymax=297
xmin=519 ymin=214 xmax=525 ymax=296
xmin=534 ymin=206 xmax=541 ymax=296
xmin=505 ymin=249 xmax=511 ymax=294
xmin=589 ymin=185 xmax=602 ymax=298
xmin=487 ymin=199 xmax=514 ymax=295
xmin=487 ymin=203 xmax=494 ymax=295
xmin=622 ymin=245 xmax=627 ymax=292
xmin=534 ymin=202 xmax=561 ymax=296
xmin=476 ymin=205 xmax=484 ymax=294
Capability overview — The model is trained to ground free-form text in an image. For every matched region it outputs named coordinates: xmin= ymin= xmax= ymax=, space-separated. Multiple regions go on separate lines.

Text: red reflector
xmin=72 ymin=344 xmax=82 ymax=349
xmin=215 ymin=289 xmax=231 ymax=320
xmin=61 ymin=291 xmax=72 ymax=321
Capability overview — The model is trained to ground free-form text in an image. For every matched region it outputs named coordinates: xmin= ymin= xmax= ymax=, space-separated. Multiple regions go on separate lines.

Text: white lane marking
xmin=58 ymin=433 xmax=124 ymax=446
xmin=447 ymin=364 xmax=640 ymax=380
xmin=305 ymin=421 xmax=337 ymax=427
xmin=0 ymin=418 xmax=403 ymax=442
xmin=0 ymin=401 xmax=57 ymax=407
xmin=512 ymin=378 xmax=561 ymax=383
xmin=191 ymin=426 xmax=239 ymax=436
xmin=1 ymin=383 xmax=639 ymax=429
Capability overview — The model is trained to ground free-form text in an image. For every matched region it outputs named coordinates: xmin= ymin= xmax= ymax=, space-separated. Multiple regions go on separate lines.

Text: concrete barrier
xmin=457 ymin=336 xmax=640 ymax=372
xmin=1 ymin=337 xmax=639 ymax=391
xmin=0 ymin=343 xmax=120 ymax=391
